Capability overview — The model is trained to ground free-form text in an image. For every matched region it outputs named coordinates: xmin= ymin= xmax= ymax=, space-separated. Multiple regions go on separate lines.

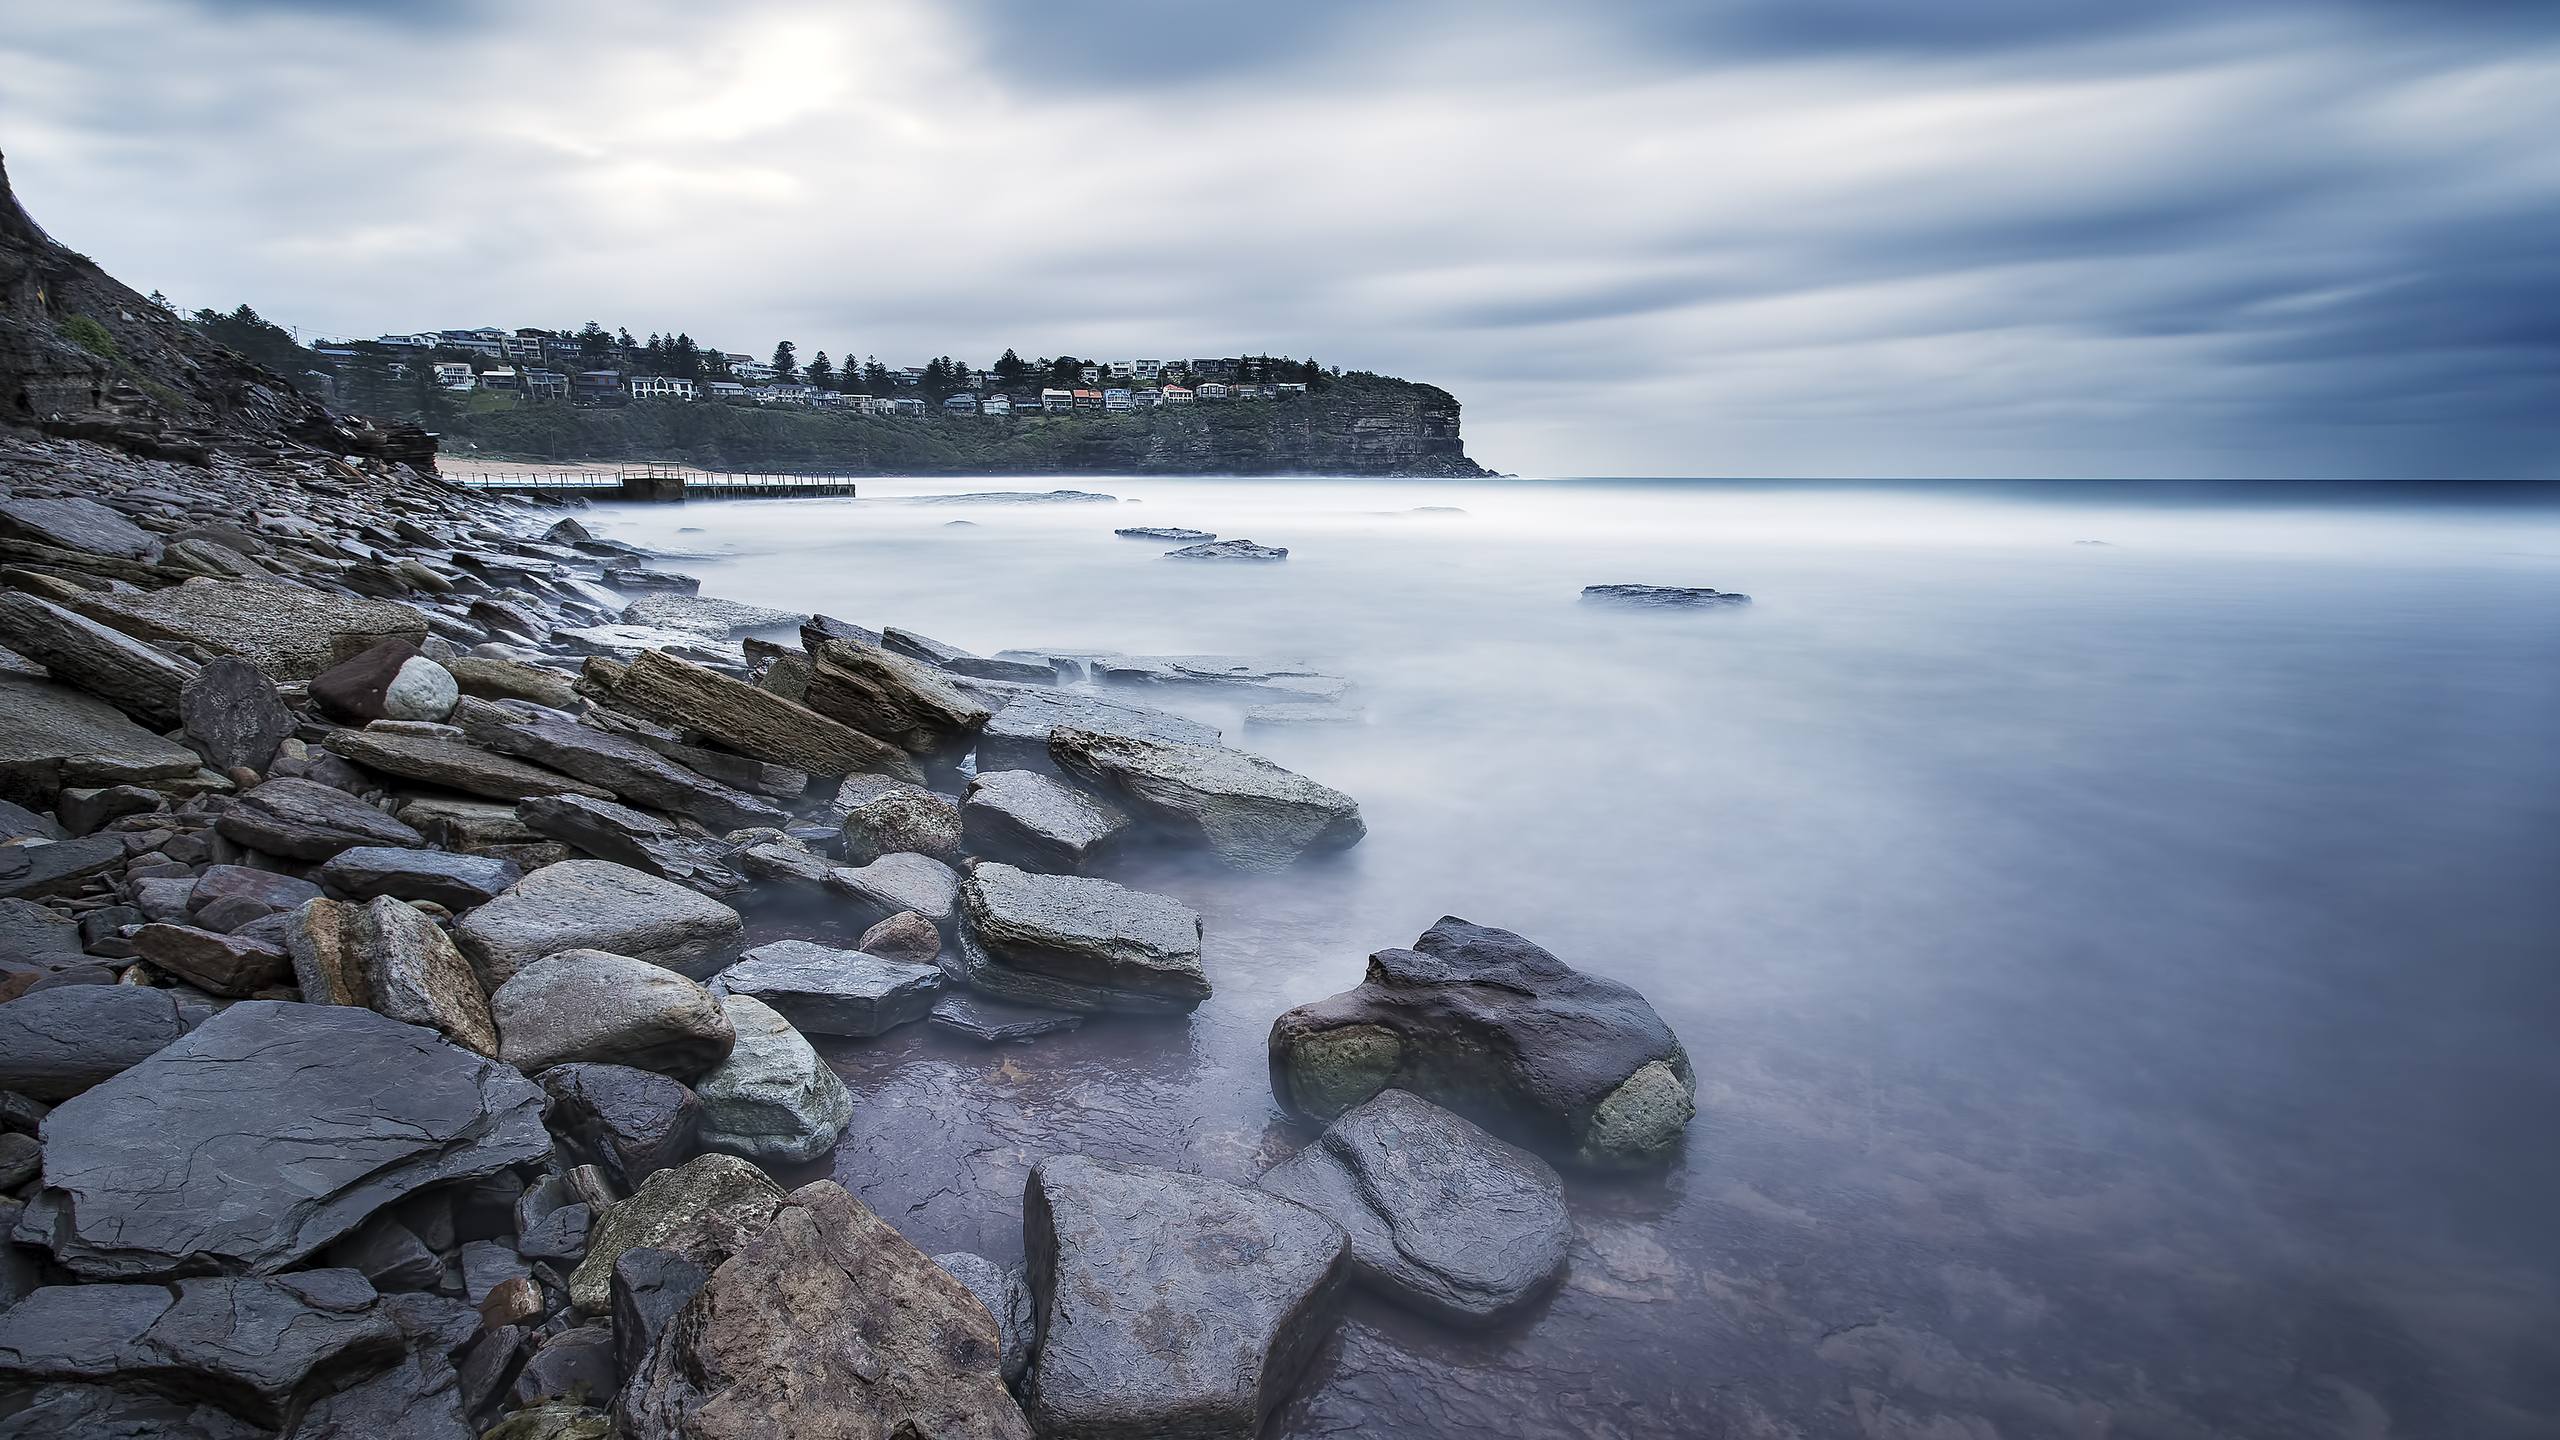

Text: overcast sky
xmin=3 ymin=0 xmax=2554 ymax=478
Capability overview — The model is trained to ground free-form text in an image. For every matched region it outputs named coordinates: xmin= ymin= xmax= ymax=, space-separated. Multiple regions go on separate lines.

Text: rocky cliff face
xmin=0 ymin=150 xmax=432 ymax=467
xmin=1050 ymin=377 xmax=1484 ymax=477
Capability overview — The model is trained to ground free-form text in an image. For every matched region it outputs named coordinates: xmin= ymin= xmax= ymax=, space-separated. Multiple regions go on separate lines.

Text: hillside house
xmin=1078 ymin=365 xmax=1101 ymax=385
xmin=889 ymin=398 xmax=926 ymax=416
xmin=1133 ymin=359 xmax=1164 ymax=382
xmin=431 ymin=362 xmax=475 ymax=390
xmin=477 ymin=368 xmax=522 ymax=393
xmin=705 ymin=381 xmax=749 ymax=402
xmin=1275 ymin=381 xmax=1308 ymax=397
xmin=1163 ymin=385 xmax=1194 ymax=404
xmin=523 ymin=369 xmax=569 ymax=399
xmin=1103 ymin=388 xmax=1132 ymax=412
xmin=1040 ymin=388 xmax=1073 ymax=413
xmin=1107 ymin=361 xmax=1134 ymax=380
xmin=982 ymin=393 xmax=1012 ymax=416
xmin=1134 ymin=388 xmax=1163 ymax=408
xmin=572 ymin=370 xmax=627 ymax=405
xmin=1073 ymin=388 xmax=1104 ymax=411
xmin=1196 ymin=382 xmax=1229 ymax=400
xmin=943 ymin=393 xmax=980 ymax=414
xmin=628 ymin=376 xmax=699 ymax=401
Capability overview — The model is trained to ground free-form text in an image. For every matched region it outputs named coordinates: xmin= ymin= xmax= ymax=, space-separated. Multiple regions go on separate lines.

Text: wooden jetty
xmin=446 ymin=465 xmax=859 ymax=503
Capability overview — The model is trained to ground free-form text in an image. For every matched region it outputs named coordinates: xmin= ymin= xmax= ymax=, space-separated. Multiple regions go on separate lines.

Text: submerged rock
xmin=1256 ymin=1088 xmax=1570 ymax=1327
xmin=455 ymin=859 xmax=744 ymax=987
xmin=969 ymin=682 xmax=1220 ymax=781
xmin=712 ymin=939 xmax=943 ymax=1038
xmin=1578 ymin=583 xmax=1751 ymax=606
xmin=1267 ymin=917 xmax=1696 ymax=1169
xmin=18 ymin=1001 xmax=548 ymax=1280
xmin=1166 ymin=538 xmax=1288 ymax=561
xmin=1048 ymin=725 xmax=1363 ymax=873
xmin=927 ymin=990 xmax=1084 ymax=1044
xmin=620 ymin=1181 xmax=1030 ymax=1440
xmin=1114 ymin=526 xmax=1215 ymax=542
xmin=953 ymin=862 xmax=1206 ymax=1014
xmin=690 ymin=995 xmax=855 ymax=1165
xmin=1021 ymin=1155 xmax=1348 ymax=1440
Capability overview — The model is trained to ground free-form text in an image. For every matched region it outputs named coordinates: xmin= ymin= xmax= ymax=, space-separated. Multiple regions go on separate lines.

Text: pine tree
xmin=770 ymin=341 xmax=798 ymax=383
xmin=577 ymin=322 xmax=612 ymax=363
xmin=863 ymin=359 xmax=890 ymax=394
xmin=994 ymin=348 xmax=1027 ymax=386
xmin=671 ymin=334 xmax=701 ymax=380
xmin=805 ymin=351 xmax=835 ymax=389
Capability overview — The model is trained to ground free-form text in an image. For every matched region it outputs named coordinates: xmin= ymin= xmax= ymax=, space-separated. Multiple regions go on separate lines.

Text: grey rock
xmin=187 ymin=863 xmax=323 ymax=931
xmin=835 ymin=780 xmax=963 ymax=868
xmin=953 ymin=862 xmax=1206 ymax=1014
xmin=969 ymin=682 xmax=1219 ymax=782
xmin=713 ymin=939 xmax=943 ymax=1037
xmin=461 ymin=708 xmax=784 ymax=832
xmin=826 ymin=850 xmax=960 ymax=930
xmin=1114 ymin=526 xmax=1215 ymax=542
xmin=607 ymin=1247 xmax=706 ymax=1386
xmin=323 ymin=1211 xmax=445 ymax=1292
xmin=283 ymin=895 xmax=500 ymax=1055
xmin=539 ymin=1064 xmax=702 ymax=1190
xmin=0 ymin=895 xmax=81 ymax=956
xmin=619 ymin=1181 xmax=1029 ymax=1440
xmin=0 ymin=590 xmax=198 ymax=729
xmin=0 ymin=1130 xmax=35 ymax=1190
xmin=513 ymin=794 xmax=750 ymax=901
xmin=566 ymin=1153 xmax=784 ymax=1315
xmin=1167 ymin=538 xmax=1288 ymax=560
xmin=0 ymin=833 xmax=127 ymax=901
xmin=691 ymin=994 xmax=854 ymax=1166
xmin=1021 ymin=1155 xmax=1348 ymax=1440
xmin=217 ymin=777 xmax=425 ymax=861
xmin=454 ymin=859 xmax=744 ymax=988
xmin=0 ymin=674 xmax=203 ymax=806
xmin=459 ymin=1238 xmax=531 ymax=1307
xmin=310 ymin=640 xmax=450 ymax=724
xmin=603 ymin=565 xmax=698 ymax=594
xmin=0 ymin=985 xmax=188 ymax=1099
xmin=57 ymin=782 xmax=161 ymax=835
xmin=517 ymin=1201 xmax=592 ymax=1264
xmin=932 ymin=1250 xmax=1033 ymax=1385
xmin=1580 ymin=582 xmax=1751 ymax=606
xmin=1267 ymin=917 xmax=1697 ymax=1169
xmin=881 ymin=626 xmax=1054 ymax=683
xmin=80 ymin=580 xmax=426 ymax=680
xmin=509 ymin=1324 xmax=616 ymax=1408
xmin=856 ymin=910 xmax=942 ymax=966
xmin=0 ymin=1383 xmax=267 ymax=1439
xmin=1049 ymin=725 xmax=1363 ymax=873
xmin=0 ymin=494 xmax=158 ymax=558
xmin=16 ymin=1000 xmax=549 ymax=1280
xmin=284 ymin=1349 xmax=471 ymax=1438
xmin=315 ymin=845 xmax=522 ymax=909
xmin=927 ymin=990 xmax=1084 ymax=1044
xmin=962 ymin=768 xmax=1129 ymax=873
xmin=441 ymin=655 xmax=580 ymax=710
xmin=491 ymin=948 xmax=734 ymax=1078
xmin=618 ymin=594 xmax=800 ymax=639
xmin=0 ymin=798 xmax=64 ymax=843
xmin=1256 ymin=1088 xmax=1570 ymax=1326
xmin=801 ymin=637 xmax=992 ymax=762
xmin=598 ymin=649 xmax=920 ymax=782
xmin=133 ymin=922 xmax=291 ymax=997
xmin=322 ymin=728 xmax=608 ymax=804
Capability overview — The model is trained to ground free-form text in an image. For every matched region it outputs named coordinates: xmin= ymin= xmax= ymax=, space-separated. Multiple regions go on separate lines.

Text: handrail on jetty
xmin=446 ymin=464 xmax=859 ymax=502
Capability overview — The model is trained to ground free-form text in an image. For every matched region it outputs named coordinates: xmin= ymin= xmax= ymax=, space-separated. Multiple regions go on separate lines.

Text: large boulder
xmin=619 ymin=1181 xmax=1031 ymax=1440
xmin=80 ymin=580 xmax=426 ymax=680
xmin=282 ymin=896 xmax=500 ymax=1056
xmin=491 ymin=949 xmax=734 ymax=1079
xmin=179 ymin=658 xmax=297 ymax=774
xmin=323 ymin=728 xmax=608 ymax=804
xmin=0 ymin=984 xmax=190 ymax=1100
xmin=1047 ymin=726 xmax=1362 ymax=873
xmin=0 ymin=673 xmax=203 ymax=806
xmin=566 ymin=1153 xmax=784 ymax=1315
xmin=952 ymin=862 xmax=1206 ymax=1015
xmin=961 ymin=769 xmax=1129 ymax=874
xmin=1255 ymin=1088 xmax=1570 ymax=1327
xmin=1021 ymin=1156 xmax=1348 ymax=1440
xmin=690 ymin=995 xmax=854 ymax=1166
xmin=0 ymin=590 xmax=198 ymax=729
xmin=538 ymin=1063 xmax=702 ymax=1190
xmin=599 ymin=649 xmax=921 ymax=783
xmin=217 ymin=777 xmax=426 ymax=861
xmin=16 ymin=1001 xmax=549 ymax=1280
xmin=1267 ymin=917 xmax=1696 ymax=1169
xmin=454 ymin=860 xmax=744 ymax=987
xmin=309 ymin=639 xmax=459 ymax=724
xmin=711 ymin=939 xmax=942 ymax=1038
xmin=834 ymin=777 xmax=962 ymax=866
xmin=462 ymin=707 xmax=785 ymax=833
xmin=801 ymin=637 xmax=991 ymax=762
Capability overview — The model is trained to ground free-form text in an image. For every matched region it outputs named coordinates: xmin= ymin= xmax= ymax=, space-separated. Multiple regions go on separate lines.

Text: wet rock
xmin=619 ymin=1181 xmax=1030 ymax=1440
xmin=56 ymin=782 xmax=161 ymax=836
xmin=315 ymin=845 xmax=522 ymax=909
xmin=1267 ymin=917 xmax=1697 ymax=1169
xmin=932 ymin=1251 xmax=1033 ymax=1384
xmin=881 ymin=626 xmax=1055 ymax=683
xmin=802 ymin=637 xmax=992 ymax=762
xmin=566 ymin=1153 xmax=785 ymax=1314
xmin=0 ymin=590 xmax=198 ymax=729
xmin=1255 ymin=1088 xmax=1570 ymax=1326
xmin=0 ymin=984 xmax=189 ymax=1100
xmin=515 ymin=793 xmax=750 ymax=900
xmin=539 ymin=1064 xmax=703 ymax=1190
xmin=962 ymin=769 xmax=1129 ymax=873
xmin=1049 ymin=725 xmax=1363 ymax=873
xmin=1167 ymin=538 xmax=1288 ymax=560
xmin=927 ymin=990 xmax=1084 ymax=1044
xmin=0 ymin=799 xmax=64 ymax=843
xmin=286 ymin=1348 xmax=472 ymax=1439
xmin=1114 ymin=526 xmax=1215 ymax=542
xmin=491 ymin=948 xmax=734 ymax=1078
xmin=509 ymin=1324 xmax=616 ymax=1408
xmin=0 ymin=674 xmax=204 ymax=805
xmin=968 ymin=682 xmax=1220 ymax=782
xmin=1579 ymin=582 xmax=1751 ymax=606
xmin=826 ymin=851 xmax=960 ymax=930
xmin=837 ymin=779 xmax=963 ymax=865
xmin=310 ymin=639 xmax=460 ymax=724
xmin=518 ymin=1201 xmax=592 ymax=1264
xmin=283 ymin=895 xmax=501 ymax=1055
xmin=691 ymin=994 xmax=854 ymax=1165
xmin=600 ymin=649 xmax=920 ymax=782
xmin=0 ymin=494 xmax=158 ymax=558
xmin=953 ymin=862 xmax=1206 ymax=1014
xmin=0 ymin=1269 xmax=404 ymax=1428
xmin=455 ymin=859 xmax=744 ymax=987
xmin=457 ymin=1324 xmax=531 ymax=1420
xmin=619 ymin=594 xmax=800 ymax=639
xmin=218 ymin=777 xmax=425 ymax=861
xmin=324 ymin=1211 xmax=444 ymax=1293
xmin=187 ymin=863 xmax=323 ymax=932
xmin=442 ymin=654 xmax=580 ymax=710
xmin=132 ymin=922 xmax=291 ymax=996
xmin=604 ymin=565 xmax=699 ymax=594
xmin=0 ymin=895 xmax=81 ymax=956
xmin=712 ymin=939 xmax=943 ymax=1037
xmin=857 ymin=910 xmax=943 ymax=966
xmin=608 ymin=1247 xmax=707 ymax=1386
xmin=0 ymin=833 xmax=126 ymax=903
xmin=463 ymin=708 xmax=785 ymax=832
xmin=81 ymin=579 xmax=427 ymax=680
xmin=0 ymin=1383 xmax=266 ymax=1439
xmin=323 ymin=728 xmax=607 ymax=804
xmin=17 ymin=1001 xmax=549 ymax=1280
xmin=1021 ymin=1155 xmax=1348 ymax=1440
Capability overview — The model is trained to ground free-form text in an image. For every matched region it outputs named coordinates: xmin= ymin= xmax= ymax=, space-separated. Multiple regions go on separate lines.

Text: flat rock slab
xmin=315 ymin=845 xmax=522 ymax=909
xmin=1022 ymin=1155 xmax=1348 ymax=1440
xmin=567 ymin=1153 xmax=784 ymax=1315
xmin=0 ymin=833 xmax=127 ymax=902
xmin=216 ymin=777 xmax=425 ymax=861
xmin=515 ymin=793 xmax=751 ymax=901
xmin=0 ymin=494 xmax=158 ymax=558
xmin=1049 ymin=725 xmax=1363 ymax=873
xmin=802 ymin=637 xmax=992 ymax=762
xmin=692 ymin=994 xmax=854 ymax=1166
xmin=955 ymin=863 xmax=1205 ymax=1014
xmin=491 ymin=947 xmax=734 ymax=1079
xmin=455 ymin=859 xmax=744 ymax=987
xmin=962 ymin=768 xmax=1129 ymax=873
xmin=464 ymin=709 xmax=784 ymax=833
xmin=1256 ymin=1088 xmax=1570 ymax=1327
xmin=1580 ymin=583 xmax=1752 ymax=606
xmin=1167 ymin=539 xmax=1288 ymax=560
xmin=621 ymin=1182 xmax=1030 ymax=1440
xmin=928 ymin=990 xmax=1085 ymax=1043
xmin=1267 ymin=917 xmax=1697 ymax=1170
xmin=713 ymin=939 xmax=943 ymax=1037
xmin=969 ymin=683 xmax=1219 ymax=781
xmin=619 ymin=593 xmax=802 ymax=639
xmin=0 ymin=674 xmax=203 ymax=806
xmin=827 ymin=851 xmax=960 ymax=929
xmin=600 ymin=649 xmax=920 ymax=783
xmin=0 ymin=984 xmax=191 ymax=1100
xmin=1115 ymin=526 xmax=1215 ymax=542
xmin=17 ymin=1000 xmax=549 ymax=1280
xmin=0 ymin=590 xmax=198 ymax=730
xmin=82 ymin=580 xmax=427 ymax=680
xmin=324 ymin=728 xmax=609 ymax=803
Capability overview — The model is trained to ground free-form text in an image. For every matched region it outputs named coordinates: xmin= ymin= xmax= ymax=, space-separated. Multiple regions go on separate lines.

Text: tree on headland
xmin=577 ymin=322 xmax=612 ymax=363
xmin=805 ymin=351 xmax=835 ymax=389
xmin=994 ymin=348 xmax=1028 ymax=386
xmin=187 ymin=303 xmax=312 ymax=380
xmin=770 ymin=340 xmax=797 ymax=383
xmin=616 ymin=328 xmax=639 ymax=362
xmin=862 ymin=358 xmax=890 ymax=394
xmin=670 ymin=333 xmax=702 ymax=380
xmin=1047 ymin=355 xmax=1082 ymax=384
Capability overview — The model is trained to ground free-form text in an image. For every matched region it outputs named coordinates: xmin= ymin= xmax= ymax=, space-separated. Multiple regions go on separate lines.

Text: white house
xmin=1078 ymin=365 xmax=1101 ymax=385
xmin=1040 ymin=388 xmax=1074 ymax=412
xmin=431 ymin=362 xmax=475 ymax=391
xmin=1162 ymin=385 xmax=1194 ymax=404
xmin=1132 ymin=359 xmax=1164 ymax=383
xmin=1196 ymin=382 xmax=1229 ymax=400
xmin=1107 ymin=360 xmax=1134 ymax=380
xmin=982 ymin=393 xmax=1012 ymax=416
xmin=628 ymin=376 xmax=700 ymax=401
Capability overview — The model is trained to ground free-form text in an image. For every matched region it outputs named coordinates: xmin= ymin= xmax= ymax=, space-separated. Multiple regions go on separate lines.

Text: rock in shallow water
xmin=491 ymin=948 xmax=734 ymax=1079
xmin=1166 ymin=539 xmax=1288 ymax=561
xmin=1578 ymin=582 xmax=1751 ymax=606
xmin=691 ymin=994 xmax=855 ymax=1165
xmin=1021 ymin=1155 xmax=1348 ymax=1440
xmin=1048 ymin=725 xmax=1362 ymax=873
xmin=1256 ymin=1088 xmax=1570 ymax=1327
xmin=931 ymin=1251 xmax=1034 ymax=1385
xmin=927 ymin=990 xmax=1084 ymax=1044
xmin=962 ymin=768 xmax=1129 ymax=874
xmin=711 ymin=939 xmax=942 ymax=1037
xmin=953 ymin=862 xmax=1206 ymax=1014
xmin=826 ymin=851 xmax=960 ymax=930
xmin=1267 ymin=916 xmax=1697 ymax=1169
xmin=17 ymin=1000 xmax=549 ymax=1280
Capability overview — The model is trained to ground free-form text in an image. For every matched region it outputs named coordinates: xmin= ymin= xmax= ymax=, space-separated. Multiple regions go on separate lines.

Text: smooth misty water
xmin=579 ymin=478 xmax=2560 ymax=1439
